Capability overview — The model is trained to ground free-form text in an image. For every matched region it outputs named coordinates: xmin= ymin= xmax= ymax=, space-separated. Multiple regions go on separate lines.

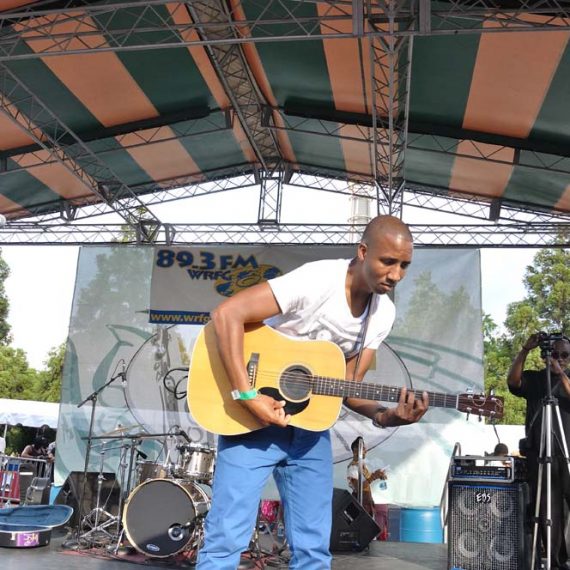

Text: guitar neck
xmin=313 ymin=377 xmax=458 ymax=409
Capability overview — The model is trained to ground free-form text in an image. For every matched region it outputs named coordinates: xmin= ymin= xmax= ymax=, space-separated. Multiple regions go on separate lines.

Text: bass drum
xmin=123 ymin=478 xmax=209 ymax=558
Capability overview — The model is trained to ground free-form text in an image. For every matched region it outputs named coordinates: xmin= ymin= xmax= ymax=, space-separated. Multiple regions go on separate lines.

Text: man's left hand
xmin=381 ymin=387 xmax=428 ymax=427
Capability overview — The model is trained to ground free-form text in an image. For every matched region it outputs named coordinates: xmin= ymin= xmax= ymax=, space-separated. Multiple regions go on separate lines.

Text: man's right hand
xmin=522 ymin=333 xmax=541 ymax=352
xmin=241 ymin=394 xmax=291 ymax=428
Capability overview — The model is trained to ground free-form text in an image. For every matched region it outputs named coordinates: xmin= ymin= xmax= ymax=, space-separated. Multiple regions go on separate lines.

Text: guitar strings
xmin=251 ymin=370 xmax=484 ymax=407
xmin=249 ymin=370 xmax=501 ymax=412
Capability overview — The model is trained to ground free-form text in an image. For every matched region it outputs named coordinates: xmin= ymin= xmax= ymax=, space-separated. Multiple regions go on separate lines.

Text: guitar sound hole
xmin=280 ymin=366 xmax=312 ymax=401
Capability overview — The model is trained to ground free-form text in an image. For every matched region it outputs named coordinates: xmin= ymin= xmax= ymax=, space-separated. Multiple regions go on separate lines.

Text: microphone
xmin=136 ymin=449 xmax=148 ymax=460
xmin=178 ymin=429 xmax=191 ymax=443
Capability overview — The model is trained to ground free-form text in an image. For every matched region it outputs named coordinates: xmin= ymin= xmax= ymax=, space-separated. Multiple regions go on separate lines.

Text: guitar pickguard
xmin=258 ymin=387 xmax=310 ymax=416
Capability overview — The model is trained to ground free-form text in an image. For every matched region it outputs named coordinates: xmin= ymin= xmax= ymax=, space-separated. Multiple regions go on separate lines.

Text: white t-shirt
xmin=267 ymin=258 xmax=395 ymax=358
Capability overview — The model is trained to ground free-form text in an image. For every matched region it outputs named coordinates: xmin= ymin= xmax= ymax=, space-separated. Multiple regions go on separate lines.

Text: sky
xmin=0 ymin=189 xmax=538 ymax=369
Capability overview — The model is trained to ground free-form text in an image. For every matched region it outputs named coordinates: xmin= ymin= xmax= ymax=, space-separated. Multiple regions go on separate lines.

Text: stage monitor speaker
xmin=54 ymin=471 xmax=120 ymax=528
xmin=448 ymin=481 xmax=530 ymax=570
xmin=330 ymin=488 xmax=380 ymax=552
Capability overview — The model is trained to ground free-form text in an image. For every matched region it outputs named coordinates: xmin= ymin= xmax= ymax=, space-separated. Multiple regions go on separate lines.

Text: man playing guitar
xmin=196 ymin=215 xmax=428 ymax=570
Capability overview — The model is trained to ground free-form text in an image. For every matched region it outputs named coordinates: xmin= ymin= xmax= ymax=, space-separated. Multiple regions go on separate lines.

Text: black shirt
xmin=509 ymin=368 xmax=570 ymax=456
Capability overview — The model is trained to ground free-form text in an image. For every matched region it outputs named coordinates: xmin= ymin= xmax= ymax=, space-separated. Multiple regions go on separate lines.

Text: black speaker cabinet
xmin=330 ymin=488 xmax=380 ymax=552
xmin=54 ymin=471 xmax=120 ymax=528
xmin=448 ymin=481 xmax=530 ymax=570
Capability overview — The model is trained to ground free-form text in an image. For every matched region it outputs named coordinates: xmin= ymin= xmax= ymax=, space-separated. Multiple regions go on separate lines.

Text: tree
xmin=33 ymin=342 xmax=66 ymax=402
xmin=518 ymin=246 xmax=570 ymax=334
xmin=482 ymin=314 xmax=526 ymax=425
xmin=483 ymin=243 xmax=570 ymax=425
xmin=0 ymin=248 xmax=11 ymax=345
xmin=0 ymin=345 xmax=38 ymax=399
xmin=395 ymin=271 xmax=481 ymax=353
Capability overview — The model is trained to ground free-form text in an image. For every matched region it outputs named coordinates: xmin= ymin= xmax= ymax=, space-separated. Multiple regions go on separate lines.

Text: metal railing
xmin=0 ymin=454 xmax=51 ymax=506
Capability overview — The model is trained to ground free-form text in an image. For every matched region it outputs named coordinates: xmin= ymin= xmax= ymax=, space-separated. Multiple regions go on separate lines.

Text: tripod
xmin=530 ymin=343 xmax=570 ymax=570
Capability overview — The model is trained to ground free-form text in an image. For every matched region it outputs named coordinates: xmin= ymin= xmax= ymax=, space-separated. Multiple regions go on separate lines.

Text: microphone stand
xmin=75 ymin=370 xmax=125 ymax=543
xmin=357 ymin=439 xmax=364 ymax=506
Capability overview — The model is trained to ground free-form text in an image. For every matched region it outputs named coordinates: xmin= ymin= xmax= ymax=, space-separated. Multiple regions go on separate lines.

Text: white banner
xmin=56 ymin=245 xmax=484 ymax=508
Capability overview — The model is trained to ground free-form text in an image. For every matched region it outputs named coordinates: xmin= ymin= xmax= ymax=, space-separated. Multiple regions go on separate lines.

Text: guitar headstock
xmin=457 ymin=393 xmax=504 ymax=420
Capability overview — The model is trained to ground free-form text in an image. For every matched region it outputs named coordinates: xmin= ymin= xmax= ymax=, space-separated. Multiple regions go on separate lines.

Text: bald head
xmin=361 ymin=215 xmax=413 ymax=246
xmin=354 ymin=215 xmax=413 ymax=295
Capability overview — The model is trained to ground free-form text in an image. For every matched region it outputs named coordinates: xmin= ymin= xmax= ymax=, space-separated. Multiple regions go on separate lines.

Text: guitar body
xmin=188 ymin=322 xmax=347 ymax=435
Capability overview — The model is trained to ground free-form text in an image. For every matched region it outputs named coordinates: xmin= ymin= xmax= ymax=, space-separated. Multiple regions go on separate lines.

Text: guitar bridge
xmin=247 ymin=353 xmax=259 ymax=387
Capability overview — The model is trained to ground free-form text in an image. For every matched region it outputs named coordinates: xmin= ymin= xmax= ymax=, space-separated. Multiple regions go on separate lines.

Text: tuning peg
xmin=465 ymin=412 xmax=470 ymax=421
xmin=478 ymin=414 xmax=482 ymax=422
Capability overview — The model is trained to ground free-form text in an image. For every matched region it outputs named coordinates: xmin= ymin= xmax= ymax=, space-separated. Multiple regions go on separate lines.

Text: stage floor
xmin=2 ymin=531 xmax=448 ymax=569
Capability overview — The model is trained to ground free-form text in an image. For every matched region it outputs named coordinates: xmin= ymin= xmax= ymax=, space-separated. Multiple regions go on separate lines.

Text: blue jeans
xmin=197 ymin=426 xmax=333 ymax=570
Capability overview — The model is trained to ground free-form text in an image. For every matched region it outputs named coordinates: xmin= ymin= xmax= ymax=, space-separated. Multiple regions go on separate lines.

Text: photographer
xmin=507 ymin=332 xmax=570 ymax=570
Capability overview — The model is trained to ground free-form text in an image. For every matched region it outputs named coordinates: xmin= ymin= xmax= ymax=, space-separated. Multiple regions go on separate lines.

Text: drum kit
xmin=72 ymin=367 xmax=287 ymax=563
xmin=78 ymin=426 xmax=215 ymax=560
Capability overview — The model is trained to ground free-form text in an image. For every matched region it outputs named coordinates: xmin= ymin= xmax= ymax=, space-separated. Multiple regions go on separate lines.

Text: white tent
xmin=0 ymin=398 xmax=59 ymax=429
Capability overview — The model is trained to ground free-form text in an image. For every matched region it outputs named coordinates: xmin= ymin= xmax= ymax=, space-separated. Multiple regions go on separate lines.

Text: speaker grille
xmin=448 ymin=482 xmax=529 ymax=570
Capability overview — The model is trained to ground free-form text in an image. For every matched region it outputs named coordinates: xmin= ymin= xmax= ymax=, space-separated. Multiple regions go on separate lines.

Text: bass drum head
xmin=123 ymin=479 xmax=209 ymax=558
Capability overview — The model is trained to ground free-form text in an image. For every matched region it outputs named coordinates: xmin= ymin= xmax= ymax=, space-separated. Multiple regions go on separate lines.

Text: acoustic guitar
xmin=187 ymin=322 xmax=504 ymax=436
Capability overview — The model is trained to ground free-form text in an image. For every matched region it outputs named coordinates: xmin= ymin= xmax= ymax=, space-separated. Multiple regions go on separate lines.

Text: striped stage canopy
xmin=0 ymin=1 xmax=569 ymax=234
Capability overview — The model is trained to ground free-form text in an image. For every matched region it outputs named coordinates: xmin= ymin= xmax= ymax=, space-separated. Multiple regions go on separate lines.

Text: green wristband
xmin=231 ymin=388 xmax=258 ymax=401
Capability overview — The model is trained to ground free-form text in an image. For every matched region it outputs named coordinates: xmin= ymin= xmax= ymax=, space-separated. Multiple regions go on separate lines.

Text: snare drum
xmin=175 ymin=445 xmax=215 ymax=482
xmin=123 ymin=478 xmax=209 ymax=558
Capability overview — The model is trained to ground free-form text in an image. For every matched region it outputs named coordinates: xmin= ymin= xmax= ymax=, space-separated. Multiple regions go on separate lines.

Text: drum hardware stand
xmin=109 ymin=437 xmax=141 ymax=554
xmin=75 ymin=366 xmax=126 ymax=543
xmin=530 ymin=336 xmax=570 ymax=570
xmin=247 ymin=501 xmax=288 ymax=568
xmin=79 ymin=445 xmax=120 ymax=544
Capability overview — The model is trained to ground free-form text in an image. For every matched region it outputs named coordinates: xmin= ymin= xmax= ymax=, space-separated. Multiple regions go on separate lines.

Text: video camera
xmin=538 ymin=330 xmax=565 ymax=357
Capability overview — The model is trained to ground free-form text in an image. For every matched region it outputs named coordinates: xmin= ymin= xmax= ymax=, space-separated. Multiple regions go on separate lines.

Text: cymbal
xmin=97 ymin=424 xmax=142 ymax=437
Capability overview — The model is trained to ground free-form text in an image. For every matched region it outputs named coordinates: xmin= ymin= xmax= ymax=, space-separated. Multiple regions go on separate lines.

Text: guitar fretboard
xmin=312 ymin=376 xmax=458 ymax=409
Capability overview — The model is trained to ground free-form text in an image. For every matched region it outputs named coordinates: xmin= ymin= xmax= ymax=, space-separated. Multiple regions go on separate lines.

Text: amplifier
xmin=449 ymin=455 xmax=526 ymax=483
xmin=448 ymin=481 xmax=530 ymax=570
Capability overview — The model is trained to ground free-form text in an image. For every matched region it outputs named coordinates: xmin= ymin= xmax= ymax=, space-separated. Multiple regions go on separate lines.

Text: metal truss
xmin=1 ymin=220 xmax=568 ymax=247
xmin=0 ymin=168 xmax=567 ymax=247
xmin=406 ymin=133 xmax=570 ymax=177
xmin=0 ymin=61 xmax=162 ymax=236
xmin=369 ymin=1 xmax=412 ymax=216
xmin=266 ymin=112 xmax=570 ymax=179
xmin=186 ymin=2 xmax=281 ymax=168
xmin=402 ymin=184 xmax=561 ymax=224
xmin=0 ymin=0 xmax=569 ymax=246
xmin=2 ymin=158 xmax=566 ymax=232
xmin=10 ymin=166 xmax=258 ymax=224
xmin=2 ymin=0 xmax=570 ymax=64
xmin=186 ymin=1 xmax=284 ymax=222
xmin=0 ymin=110 xmax=232 ymax=174
xmin=257 ymin=169 xmax=283 ymax=225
